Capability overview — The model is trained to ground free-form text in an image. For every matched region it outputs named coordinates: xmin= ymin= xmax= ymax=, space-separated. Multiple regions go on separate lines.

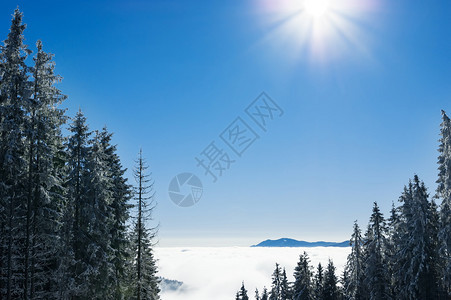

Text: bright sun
xmin=254 ymin=0 xmax=372 ymax=63
xmin=304 ymin=0 xmax=330 ymax=17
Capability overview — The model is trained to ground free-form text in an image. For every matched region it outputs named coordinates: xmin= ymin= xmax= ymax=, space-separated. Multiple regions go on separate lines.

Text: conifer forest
xmin=1 ymin=7 xmax=451 ymax=300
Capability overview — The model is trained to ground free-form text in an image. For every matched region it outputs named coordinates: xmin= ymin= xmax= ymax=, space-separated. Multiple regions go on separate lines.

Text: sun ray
xmin=305 ymin=0 xmax=330 ymax=18
xmin=253 ymin=0 xmax=379 ymax=63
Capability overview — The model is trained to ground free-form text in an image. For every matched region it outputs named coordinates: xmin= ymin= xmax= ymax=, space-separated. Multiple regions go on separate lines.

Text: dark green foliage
xmin=0 ymin=9 xmax=158 ymax=299
xmin=129 ymin=150 xmax=160 ymax=300
xmin=343 ymin=221 xmax=365 ymax=300
xmin=437 ymin=110 xmax=451 ymax=296
xmin=393 ymin=176 xmax=440 ymax=299
xmin=100 ymin=128 xmax=133 ymax=298
xmin=292 ymin=252 xmax=312 ymax=300
xmin=269 ymin=263 xmax=283 ymax=300
xmin=0 ymin=9 xmax=31 ymax=299
xmin=363 ymin=202 xmax=389 ymax=299
xmin=313 ymin=263 xmax=324 ymax=300
xmin=280 ymin=268 xmax=292 ymax=300
xmin=322 ymin=260 xmax=340 ymax=300
xmin=237 ymin=282 xmax=249 ymax=300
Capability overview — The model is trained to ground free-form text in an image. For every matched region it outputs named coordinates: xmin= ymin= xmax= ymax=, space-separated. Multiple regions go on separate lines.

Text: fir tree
xmin=100 ymin=127 xmax=133 ymax=298
xmin=0 ymin=9 xmax=32 ymax=299
xmin=255 ymin=288 xmax=261 ymax=300
xmin=363 ymin=202 xmax=389 ymax=300
xmin=26 ymin=39 xmax=67 ymax=299
xmin=385 ymin=202 xmax=399 ymax=298
xmin=341 ymin=269 xmax=349 ymax=299
xmin=66 ymin=110 xmax=91 ymax=297
xmin=394 ymin=176 xmax=440 ymax=299
xmin=237 ymin=282 xmax=249 ymax=300
xmin=313 ymin=263 xmax=324 ymax=300
xmin=292 ymin=252 xmax=312 ymax=300
xmin=269 ymin=263 xmax=282 ymax=300
xmin=322 ymin=259 xmax=340 ymax=300
xmin=343 ymin=221 xmax=365 ymax=300
xmin=436 ymin=110 xmax=451 ymax=296
xmin=428 ymin=199 xmax=443 ymax=298
xmin=261 ymin=287 xmax=269 ymax=300
xmin=84 ymin=130 xmax=115 ymax=298
xmin=280 ymin=268 xmax=291 ymax=300
xmin=130 ymin=150 xmax=160 ymax=300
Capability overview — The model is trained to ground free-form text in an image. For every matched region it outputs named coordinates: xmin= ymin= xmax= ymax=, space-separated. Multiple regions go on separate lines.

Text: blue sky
xmin=2 ymin=0 xmax=450 ymax=246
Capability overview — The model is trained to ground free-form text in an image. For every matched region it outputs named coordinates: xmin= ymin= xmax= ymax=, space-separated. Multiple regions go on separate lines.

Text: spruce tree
xmin=292 ymin=252 xmax=313 ymax=300
xmin=238 ymin=282 xmax=249 ymax=300
xmin=343 ymin=221 xmax=365 ymax=300
xmin=84 ymin=130 xmax=115 ymax=298
xmin=26 ymin=39 xmax=67 ymax=299
xmin=100 ymin=127 xmax=133 ymax=298
xmin=385 ymin=202 xmax=400 ymax=298
xmin=66 ymin=110 xmax=91 ymax=297
xmin=394 ymin=176 xmax=440 ymax=299
xmin=436 ymin=110 xmax=451 ymax=296
xmin=269 ymin=263 xmax=282 ymax=300
xmin=313 ymin=263 xmax=324 ymax=300
xmin=362 ymin=202 xmax=389 ymax=300
xmin=130 ymin=150 xmax=160 ymax=300
xmin=340 ymin=269 xmax=349 ymax=299
xmin=255 ymin=288 xmax=261 ymax=300
xmin=280 ymin=268 xmax=291 ymax=300
xmin=0 ymin=9 xmax=31 ymax=299
xmin=428 ymin=199 xmax=443 ymax=298
xmin=322 ymin=260 xmax=340 ymax=300
xmin=261 ymin=287 xmax=269 ymax=300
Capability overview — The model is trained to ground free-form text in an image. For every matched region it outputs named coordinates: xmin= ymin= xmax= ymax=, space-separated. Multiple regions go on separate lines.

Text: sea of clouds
xmin=155 ymin=246 xmax=351 ymax=300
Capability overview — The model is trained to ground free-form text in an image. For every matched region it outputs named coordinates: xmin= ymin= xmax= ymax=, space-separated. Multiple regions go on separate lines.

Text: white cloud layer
xmin=155 ymin=246 xmax=350 ymax=300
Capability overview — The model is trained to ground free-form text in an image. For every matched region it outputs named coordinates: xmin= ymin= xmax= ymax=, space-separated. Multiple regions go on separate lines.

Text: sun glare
xmin=305 ymin=0 xmax=330 ymax=18
xmin=254 ymin=0 xmax=375 ymax=63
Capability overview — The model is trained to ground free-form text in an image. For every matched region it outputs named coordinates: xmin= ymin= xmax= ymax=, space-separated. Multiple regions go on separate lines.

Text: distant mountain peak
xmin=251 ymin=238 xmax=350 ymax=248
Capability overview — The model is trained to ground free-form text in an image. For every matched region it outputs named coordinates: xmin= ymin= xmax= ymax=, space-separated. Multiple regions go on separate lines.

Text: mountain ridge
xmin=251 ymin=238 xmax=350 ymax=247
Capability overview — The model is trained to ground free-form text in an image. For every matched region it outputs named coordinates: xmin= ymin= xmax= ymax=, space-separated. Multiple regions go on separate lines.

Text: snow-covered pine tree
xmin=83 ymin=130 xmax=115 ymax=298
xmin=436 ymin=110 xmax=451 ymax=296
xmin=65 ymin=110 xmax=91 ymax=297
xmin=100 ymin=127 xmax=133 ymax=299
xmin=255 ymin=288 xmax=261 ymax=300
xmin=362 ymin=202 xmax=389 ymax=300
xmin=292 ymin=251 xmax=312 ymax=300
xmin=385 ymin=202 xmax=399 ymax=298
xmin=0 ymin=9 xmax=32 ymax=299
xmin=428 ymin=199 xmax=443 ymax=298
xmin=25 ymin=39 xmax=67 ymax=299
xmin=280 ymin=268 xmax=291 ymax=300
xmin=313 ymin=263 xmax=324 ymax=300
xmin=269 ymin=263 xmax=282 ymax=300
xmin=343 ymin=221 xmax=365 ymax=300
xmin=261 ymin=287 xmax=269 ymax=300
xmin=129 ymin=149 xmax=160 ymax=300
xmin=322 ymin=259 xmax=340 ymax=300
xmin=340 ymin=268 xmax=349 ymax=299
xmin=394 ymin=176 xmax=440 ymax=299
xmin=237 ymin=282 xmax=249 ymax=300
